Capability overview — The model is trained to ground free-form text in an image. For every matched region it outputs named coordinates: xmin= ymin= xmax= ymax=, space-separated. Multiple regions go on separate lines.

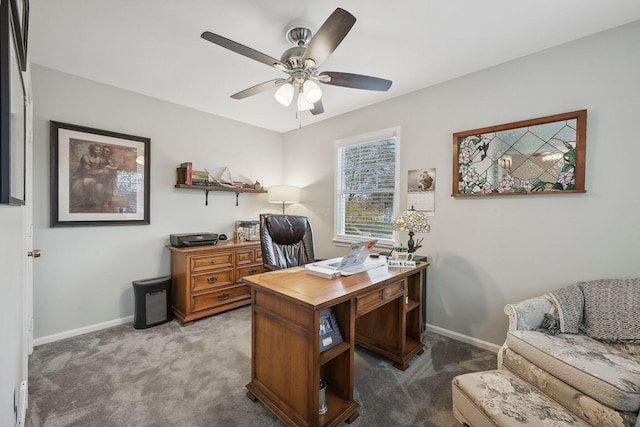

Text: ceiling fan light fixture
xmin=297 ymin=92 xmax=314 ymax=111
xmin=303 ymin=79 xmax=322 ymax=103
xmin=274 ymin=82 xmax=294 ymax=106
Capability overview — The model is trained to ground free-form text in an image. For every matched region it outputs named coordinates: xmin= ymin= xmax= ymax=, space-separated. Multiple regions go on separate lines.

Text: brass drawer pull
xmin=249 ymin=269 xmax=258 ymax=275
xmin=217 ymin=293 xmax=230 ymax=300
xmin=207 ymin=276 xmax=218 ymax=284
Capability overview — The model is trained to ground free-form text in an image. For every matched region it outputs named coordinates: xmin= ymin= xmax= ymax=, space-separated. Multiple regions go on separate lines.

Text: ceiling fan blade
xmin=231 ymin=79 xmax=286 ymax=100
xmin=310 ymin=99 xmax=324 ymax=115
xmin=318 ymin=72 xmax=392 ymax=91
xmin=201 ymin=31 xmax=287 ymax=70
xmin=302 ymin=8 xmax=356 ymax=68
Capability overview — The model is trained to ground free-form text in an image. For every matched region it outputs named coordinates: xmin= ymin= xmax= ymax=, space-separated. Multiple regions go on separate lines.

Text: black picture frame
xmin=319 ymin=308 xmax=343 ymax=352
xmin=50 ymin=121 xmax=151 ymax=227
xmin=8 ymin=0 xmax=26 ymax=71
xmin=0 ymin=0 xmax=27 ymax=205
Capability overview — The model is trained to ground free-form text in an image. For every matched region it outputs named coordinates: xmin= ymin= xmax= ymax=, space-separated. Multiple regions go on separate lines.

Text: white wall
xmin=31 ymin=65 xmax=284 ymax=341
xmin=0 ymin=205 xmax=26 ymax=426
xmin=283 ymin=21 xmax=640 ymax=346
xmin=29 ymin=21 xmax=640 ymax=348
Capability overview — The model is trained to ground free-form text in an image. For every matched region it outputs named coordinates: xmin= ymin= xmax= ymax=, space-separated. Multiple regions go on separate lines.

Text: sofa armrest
xmin=504 ymin=295 xmax=553 ymax=331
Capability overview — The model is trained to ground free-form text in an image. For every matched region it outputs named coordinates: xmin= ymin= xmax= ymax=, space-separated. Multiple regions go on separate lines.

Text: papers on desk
xmin=305 ymin=264 xmax=342 ymax=279
xmin=305 ymin=258 xmax=387 ymax=279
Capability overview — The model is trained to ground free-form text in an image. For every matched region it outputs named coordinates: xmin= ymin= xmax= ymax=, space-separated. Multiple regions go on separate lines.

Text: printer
xmin=170 ymin=233 xmax=219 ymax=247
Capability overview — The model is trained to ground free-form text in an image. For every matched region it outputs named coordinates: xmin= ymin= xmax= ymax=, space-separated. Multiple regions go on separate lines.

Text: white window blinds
xmin=335 ymin=130 xmax=399 ymax=243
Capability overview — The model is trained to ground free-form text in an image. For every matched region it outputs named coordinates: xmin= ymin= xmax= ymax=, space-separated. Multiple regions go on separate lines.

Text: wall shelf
xmin=174 ymin=184 xmax=267 ymax=206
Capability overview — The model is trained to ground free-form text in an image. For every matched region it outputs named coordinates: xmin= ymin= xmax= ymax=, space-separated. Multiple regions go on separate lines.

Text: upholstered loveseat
xmin=497 ymin=278 xmax=640 ymax=426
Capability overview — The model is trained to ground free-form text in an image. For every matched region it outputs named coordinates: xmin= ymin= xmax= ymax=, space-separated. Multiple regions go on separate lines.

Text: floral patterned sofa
xmin=496 ymin=278 xmax=640 ymax=426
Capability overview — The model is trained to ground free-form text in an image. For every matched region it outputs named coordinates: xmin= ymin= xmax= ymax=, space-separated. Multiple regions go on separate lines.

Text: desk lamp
xmin=393 ymin=206 xmax=430 ymax=253
xmin=268 ymin=185 xmax=300 ymax=214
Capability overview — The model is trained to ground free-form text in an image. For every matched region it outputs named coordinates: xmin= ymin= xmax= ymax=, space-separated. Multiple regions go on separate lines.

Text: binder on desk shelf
xmin=319 ymin=308 xmax=343 ymax=352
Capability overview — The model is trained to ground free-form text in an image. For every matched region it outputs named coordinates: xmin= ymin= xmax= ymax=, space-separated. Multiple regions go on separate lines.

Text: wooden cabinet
xmin=244 ymin=263 xmax=428 ymax=426
xmin=167 ymin=242 xmax=263 ymax=325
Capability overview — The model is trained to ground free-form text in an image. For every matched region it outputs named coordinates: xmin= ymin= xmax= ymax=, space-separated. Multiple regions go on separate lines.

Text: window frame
xmin=333 ymin=127 xmax=401 ymax=249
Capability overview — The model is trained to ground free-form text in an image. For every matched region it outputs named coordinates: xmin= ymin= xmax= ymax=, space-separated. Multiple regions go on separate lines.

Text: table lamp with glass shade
xmin=393 ymin=206 xmax=431 ymax=253
xmin=268 ymin=185 xmax=300 ymax=214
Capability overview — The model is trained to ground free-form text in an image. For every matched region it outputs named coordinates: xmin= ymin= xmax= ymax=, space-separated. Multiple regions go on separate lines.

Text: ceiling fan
xmin=201 ymin=8 xmax=392 ymax=115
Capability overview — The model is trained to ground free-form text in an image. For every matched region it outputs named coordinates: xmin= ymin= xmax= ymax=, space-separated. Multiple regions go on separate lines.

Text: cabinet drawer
xmin=237 ymin=264 xmax=264 ymax=283
xmin=192 ymin=269 xmax=233 ymax=292
xmin=236 ymin=249 xmax=253 ymax=266
xmin=190 ymin=252 xmax=233 ymax=272
xmin=237 ymin=248 xmax=263 ymax=265
xmin=191 ymin=285 xmax=249 ymax=312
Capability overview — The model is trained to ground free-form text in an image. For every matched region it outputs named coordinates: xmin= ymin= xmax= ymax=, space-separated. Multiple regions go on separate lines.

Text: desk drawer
xmin=356 ymin=289 xmax=384 ymax=315
xmin=192 ymin=269 xmax=233 ymax=292
xmin=190 ymin=252 xmax=233 ymax=272
xmin=384 ymin=280 xmax=405 ymax=300
xmin=356 ymin=280 xmax=405 ymax=316
xmin=191 ymin=285 xmax=249 ymax=312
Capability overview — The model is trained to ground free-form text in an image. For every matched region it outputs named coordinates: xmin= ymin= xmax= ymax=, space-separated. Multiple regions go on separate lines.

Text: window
xmin=335 ymin=127 xmax=400 ymax=246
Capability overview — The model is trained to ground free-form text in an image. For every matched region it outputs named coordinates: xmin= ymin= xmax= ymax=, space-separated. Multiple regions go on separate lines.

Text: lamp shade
xmin=297 ymin=93 xmax=314 ymax=111
xmin=393 ymin=207 xmax=430 ymax=253
xmin=268 ymin=185 xmax=300 ymax=204
xmin=274 ymin=83 xmax=294 ymax=106
xmin=303 ymin=79 xmax=322 ymax=103
xmin=393 ymin=208 xmax=430 ymax=233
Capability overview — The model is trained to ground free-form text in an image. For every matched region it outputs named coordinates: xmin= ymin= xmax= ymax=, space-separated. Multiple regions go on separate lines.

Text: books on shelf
xmin=319 ymin=308 xmax=343 ymax=352
xmin=177 ymin=164 xmax=212 ymax=186
xmin=179 ymin=162 xmax=192 ymax=185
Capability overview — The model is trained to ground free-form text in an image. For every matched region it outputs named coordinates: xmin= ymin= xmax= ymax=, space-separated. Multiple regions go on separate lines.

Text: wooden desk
xmin=243 ymin=262 xmax=428 ymax=427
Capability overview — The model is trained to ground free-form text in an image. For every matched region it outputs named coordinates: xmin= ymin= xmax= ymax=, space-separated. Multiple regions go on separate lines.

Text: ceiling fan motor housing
xmin=280 ymin=46 xmax=307 ymax=70
xmin=286 ymin=27 xmax=312 ymax=46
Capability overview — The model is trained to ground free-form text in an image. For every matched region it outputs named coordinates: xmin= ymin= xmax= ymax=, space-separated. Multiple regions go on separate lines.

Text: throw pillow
xmin=579 ymin=278 xmax=640 ymax=343
xmin=536 ymin=312 xmax=561 ymax=335
xmin=546 ymin=284 xmax=584 ymax=334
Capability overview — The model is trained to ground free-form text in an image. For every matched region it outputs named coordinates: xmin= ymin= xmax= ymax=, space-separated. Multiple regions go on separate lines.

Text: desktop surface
xmin=243 ymin=262 xmax=425 ymax=308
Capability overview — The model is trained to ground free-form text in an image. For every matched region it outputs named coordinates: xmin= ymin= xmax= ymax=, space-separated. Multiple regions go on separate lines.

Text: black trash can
xmin=132 ymin=276 xmax=173 ymax=329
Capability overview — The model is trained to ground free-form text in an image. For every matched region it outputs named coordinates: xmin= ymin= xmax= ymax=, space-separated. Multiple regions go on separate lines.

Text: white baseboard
xmin=425 ymin=323 xmax=501 ymax=354
xmin=15 ymin=380 xmax=26 ymax=427
xmin=34 ymin=315 xmax=134 ymax=347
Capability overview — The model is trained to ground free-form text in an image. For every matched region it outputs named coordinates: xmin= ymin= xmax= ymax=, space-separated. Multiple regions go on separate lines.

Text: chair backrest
xmin=260 ymin=214 xmax=315 ymax=270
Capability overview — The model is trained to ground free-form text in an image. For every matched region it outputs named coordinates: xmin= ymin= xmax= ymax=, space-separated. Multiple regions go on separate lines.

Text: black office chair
xmin=260 ymin=214 xmax=316 ymax=271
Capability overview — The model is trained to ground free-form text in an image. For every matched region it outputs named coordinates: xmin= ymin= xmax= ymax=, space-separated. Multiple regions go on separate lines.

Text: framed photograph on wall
xmin=8 ymin=0 xmax=26 ymax=70
xmin=50 ymin=121 xmax=150 ymax=227
xmin=0 ymin=0 xmax=27 ymax=205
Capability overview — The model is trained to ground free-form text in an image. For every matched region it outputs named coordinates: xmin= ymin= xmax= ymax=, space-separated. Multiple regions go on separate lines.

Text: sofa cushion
xmin=546 ymin=284 xmax=584 ymax=334
xmin=506 ymin=330 xmax=640 ymax=411
xmin=578 ymin=279 xmax=640 ymax=342
xmin=502 ymin=348 xmax=638 ymax=427
xmin=452 ymin=370 xmax=590 ymax=426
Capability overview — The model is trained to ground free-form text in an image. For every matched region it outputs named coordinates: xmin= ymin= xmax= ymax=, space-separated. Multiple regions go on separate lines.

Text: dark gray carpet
xmin=26 ymin=306 xmax=496 ymax=426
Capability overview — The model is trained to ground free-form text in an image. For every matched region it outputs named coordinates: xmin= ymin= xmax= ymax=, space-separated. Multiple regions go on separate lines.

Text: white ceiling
xmin=30 ymin=1 xmax=640 ymax=133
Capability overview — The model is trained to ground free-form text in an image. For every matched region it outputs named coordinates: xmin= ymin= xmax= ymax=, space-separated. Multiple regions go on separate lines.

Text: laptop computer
xmin=311 ymin=239 xmax=384 ymax=274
